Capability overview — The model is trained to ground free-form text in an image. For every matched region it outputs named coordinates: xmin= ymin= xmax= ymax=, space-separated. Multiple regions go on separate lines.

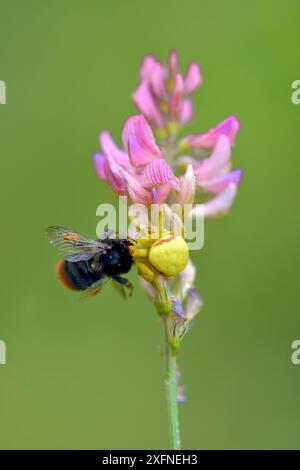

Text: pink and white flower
xmin=93 ymin=115 xmax=179 ymax=204
xmin=177 ymin=118 xmax=242 ymax=217
xmin=180 ymin=115 xmax=240 ymax=150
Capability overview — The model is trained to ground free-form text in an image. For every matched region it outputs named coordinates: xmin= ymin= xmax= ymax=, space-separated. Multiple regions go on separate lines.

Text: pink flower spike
xmin=200 ymin=169 xmax=243 ymax=194
xmin=132 ymin=51 xmax=203 ymax=131
xmin=141 ymin=159 xmax=180 ymax=191
xmin=132 ymin=82 xmax=163 ymax=127
xmin=93 ymin=152 xmax=107 ymax=181
xmin=195 ymin=135 xmax=231 ymax=181
xmin=202 ymin=184 xmax=238 ymax=218
xmin=184 ymin=62 xmax=202 ymax=94
xmin=122 ymin=115 xmax=162 ymax=167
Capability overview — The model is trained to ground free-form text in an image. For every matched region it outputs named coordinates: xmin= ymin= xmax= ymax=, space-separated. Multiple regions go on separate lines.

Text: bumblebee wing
xmin=46 ymin=226 xmax=110 ymax=262
xmin=82 ymin=276 xmax=111 ymax=298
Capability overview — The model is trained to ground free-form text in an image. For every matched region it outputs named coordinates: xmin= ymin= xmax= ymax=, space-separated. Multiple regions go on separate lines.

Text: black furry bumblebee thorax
xmin=99 ymin=238 xmax=133 ymax=277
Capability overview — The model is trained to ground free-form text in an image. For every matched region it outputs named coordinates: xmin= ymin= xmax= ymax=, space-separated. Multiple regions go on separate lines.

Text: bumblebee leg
xmin=113 ymin=276 xmax=133 ymax=297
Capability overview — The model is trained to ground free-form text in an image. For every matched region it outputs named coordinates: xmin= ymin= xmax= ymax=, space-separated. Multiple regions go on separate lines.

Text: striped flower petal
xmin=99 ymin=131 xmax=129 ymax=169
xmin=105 ymin=153 xmax=127 ymax=194
xmin=122 ymin=115 xmax=162 ymax=167
xmin=124 ymin=171 xmax=152 ymax=204
xmin=141 ymin=159 xmax=180 ymax=190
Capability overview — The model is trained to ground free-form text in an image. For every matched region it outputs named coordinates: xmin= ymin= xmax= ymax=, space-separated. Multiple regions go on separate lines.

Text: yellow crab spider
xmin=130 ymin=234 xmax=189 ymax=280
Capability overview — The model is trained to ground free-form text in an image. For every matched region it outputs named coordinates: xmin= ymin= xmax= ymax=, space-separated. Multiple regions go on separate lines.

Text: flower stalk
xmin=163 ymin=315 xmax=181 ymax=450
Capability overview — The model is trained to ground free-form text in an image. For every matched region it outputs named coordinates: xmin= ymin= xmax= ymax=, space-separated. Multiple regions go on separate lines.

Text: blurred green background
xmin=0 ymin=0 xmax=299 ymax=450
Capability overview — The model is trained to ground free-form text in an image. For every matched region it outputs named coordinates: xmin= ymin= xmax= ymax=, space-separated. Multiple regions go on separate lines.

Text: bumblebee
xmin=47 ymin=226 xmax=133 ymax=297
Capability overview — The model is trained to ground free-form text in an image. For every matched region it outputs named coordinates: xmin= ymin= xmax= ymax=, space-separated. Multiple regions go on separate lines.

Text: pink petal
xmin=179 ymin=259 xmax=196 ymax=298
xmin=105 ymin=153 xmax=127 ymax=194
xmin=140 ymin=54 xmax=157 ymax=80
xmin=124 ymin=171 xmax=152 ymax=204
xmin=215 ymin=116 xmax=240 ymax=144
xmin=156 ymin=183 xmax=172 ymax=202
xmin=122 ymin=115 xmax=162 ymax=167
xmin=200 ymin=169 xmax=243 ymax=194
xmin=177 ymin=164 xmax=196 ymax=204
xmin=168 ymin=49 xmax=178 ymax=80
xmin=184 ymin=62 xmax=202 ymax=94
xmin=185 ymin=288 xmax=203 ymax=320
xmin=139 ymin=55 xmax=166 ymax=98
xmin=93 ymin=152 xmax=107 ymax=181
xmin=150 ymin=62 xmax=166 ymax=98
xmin=99 ymin=131 xmax=129 ymax=169
xmin=140 ymin=278 xmax=156 ymax=301
xmin=141 ymin=159 xmax=180 ymax=190
xmin=132 ymin=82 xmax=163 ymax=127
xmin=151 ymin=187 xmax=160 ymax=204
xmin=183 ymin=115 xmax=240 ymax=149
xmin=203 ymin=184 xmax=238 ymax=217
xmin=169 ymin=74 xmax=184 ymax=120
xmin=194 ymin=135 xmax=231 ymax=181
xmin=180 ymin=99 xmax=193 ymax=124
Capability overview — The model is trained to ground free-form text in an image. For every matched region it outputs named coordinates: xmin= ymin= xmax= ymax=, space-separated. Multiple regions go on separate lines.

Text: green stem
xmin=164 ymin=317 xmax=181 ymax=450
